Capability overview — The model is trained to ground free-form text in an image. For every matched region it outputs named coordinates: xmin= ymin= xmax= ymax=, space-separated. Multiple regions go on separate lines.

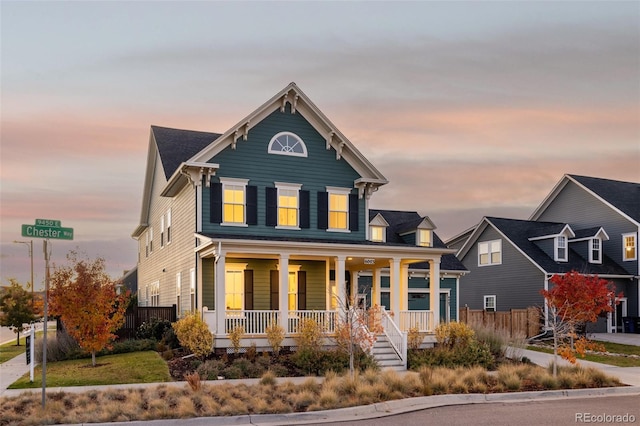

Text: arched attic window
xmin=268 ymin=132 xmax=308 ymax=157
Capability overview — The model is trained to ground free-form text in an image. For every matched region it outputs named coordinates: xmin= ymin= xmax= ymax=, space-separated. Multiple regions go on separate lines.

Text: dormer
xmin=398 ymin=216 xmax=436 ymax=247
xmin=368 ymin=213 xmax=390 ymax=243
xmin=569 ymin=227 xmax=609 ymax=264
xmin=528 ymin=224 xmax=575 ymax=262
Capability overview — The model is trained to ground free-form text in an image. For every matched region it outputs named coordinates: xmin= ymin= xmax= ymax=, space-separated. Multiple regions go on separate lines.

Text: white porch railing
xmin=224 ymin=310 xmax=281 ymax=334
xmin=399 ymin=310 xmax=434 ymax=333
xmin=289 ymin=310 xmax=338 ymax=334
xmin=380 ymin=309 xmax=407 ymax=368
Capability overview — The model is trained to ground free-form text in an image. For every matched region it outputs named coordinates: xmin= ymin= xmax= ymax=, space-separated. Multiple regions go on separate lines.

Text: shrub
xmin=407 ymin=326 xmax=423 ymax=350
xmin=265 ymin=322 xmax=285 ymax=355
xmin=172 ymin=311 xmax=213 ymax=358
xmin=136 ymin=318 xmax=173 ymax=341
xmin=228 ymin=326 xmax=245 ymax=354
xmin=36 ymin=329 xmax=83 ymax=362
xmin=196 ymin=359 xmax=226 ymax=380
xmin=408 ymin=339 xmax=495 ymax=370
xmin=294 ymin=318 xmax=324 ymax=351
xmin=435 ymin=321 xmax=475 ymax=349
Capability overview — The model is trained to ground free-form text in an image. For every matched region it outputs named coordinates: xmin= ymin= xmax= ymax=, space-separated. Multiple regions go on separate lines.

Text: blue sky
xmin=1 ymin=1 xmax=638 ymax=289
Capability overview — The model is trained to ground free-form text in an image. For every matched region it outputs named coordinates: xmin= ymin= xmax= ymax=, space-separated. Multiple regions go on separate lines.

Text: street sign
xmin=21 ymin=219 xmax=73 ymax=240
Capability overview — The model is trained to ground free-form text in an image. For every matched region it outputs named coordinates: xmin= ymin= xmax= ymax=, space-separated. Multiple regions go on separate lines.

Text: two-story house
xmin=453 ymin=175 xmax=639 ymax=333
xmin=132 ymin=83 xmax=461 ymax=361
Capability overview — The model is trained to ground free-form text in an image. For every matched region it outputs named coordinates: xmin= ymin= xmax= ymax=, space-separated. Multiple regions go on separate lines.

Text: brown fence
xmin=458 ymin=307 xmax=541 ymax=338
xmin=116 ymin=305 xmax=177 ymax=340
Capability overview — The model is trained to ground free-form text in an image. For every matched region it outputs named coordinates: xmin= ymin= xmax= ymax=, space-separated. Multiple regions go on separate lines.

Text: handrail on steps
xmin=380 ymin=309 xmax=407 ymax=367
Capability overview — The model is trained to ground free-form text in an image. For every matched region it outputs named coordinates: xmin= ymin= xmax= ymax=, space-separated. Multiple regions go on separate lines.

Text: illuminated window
xmin=276 ymin=183 xmax=301 ymax=228
xmin=288 ymin=272 xmax=298 ymax=311
xmin=219 ymin=178 xmax=249 ymax=225
xmin=417 ymin=229 xmax=432 ymax=247
xmin=623 ymin=233 xmax=637 ymax=261
xmin=225 ymin=264 xmax=248 ymax=311
xmin=370 ymin=225 xmax=385 ymax=242
xmin=329 ymin=193 xmax=348 ymax=230
xmin=555 ymin=235 xmax=567 ymax=262
xmin=478 ymin=240 xmax=501 ymax=266
xmin=190 ymin=269 xmax=196 ymax=312
xmin=268 ymin=132 xmax=307 ymax=157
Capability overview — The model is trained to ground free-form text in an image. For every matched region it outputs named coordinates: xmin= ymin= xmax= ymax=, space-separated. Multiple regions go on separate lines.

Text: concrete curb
xmin=61 ymin=385 xmax=640 ymax=426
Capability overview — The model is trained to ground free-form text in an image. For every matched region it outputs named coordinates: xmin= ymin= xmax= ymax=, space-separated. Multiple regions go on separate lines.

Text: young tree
xmin=0 ymin=279 xmax=37 ymax=345
xmin=172 ymin=311 xmax=213 ymax=358
xmin=540 ymin=270 xmax=620 ymax=376
xmin=49 ymin=252 xmax=129 ymax=366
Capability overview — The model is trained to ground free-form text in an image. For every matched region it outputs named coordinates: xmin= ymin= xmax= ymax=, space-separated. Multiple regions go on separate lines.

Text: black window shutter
xmin=299 ymin=190 xmax=310 ymax=229
xmin=349 ymin=193 xmax=359 ymax=231
xmin=317 ymin=191 xmax=328 ymax=230
xmin=244 ymin=270 xmax=254 ymax=310
xmin=297 ymin=271 xmax=307 ymax=310
xmin=210 ymin=182 xmax=222 ymax=224
xmin=270 ymin=270 xmax=279 ymax=310
xmin=266 ymin=187 xmax=278 ymax=227
xmin=246 ymin=185 xmax=258 ymax=225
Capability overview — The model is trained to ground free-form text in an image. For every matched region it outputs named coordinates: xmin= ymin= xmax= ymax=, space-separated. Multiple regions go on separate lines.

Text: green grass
xmin=0 ymin=331 xmax=46 ymax=364
xmin=8 ymin=350 xmax=171 ymax=389
xmin=527 ymin=342 xmax=640 ymax=367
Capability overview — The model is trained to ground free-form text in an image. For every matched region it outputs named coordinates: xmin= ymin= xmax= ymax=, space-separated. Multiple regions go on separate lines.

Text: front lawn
xmin=9 ymin=351 xmax=171 ymax=389
xmin=527 ymin=342 xmax=640 ymax=368
xmin=0 ymin=331 xmax=46 ymax=364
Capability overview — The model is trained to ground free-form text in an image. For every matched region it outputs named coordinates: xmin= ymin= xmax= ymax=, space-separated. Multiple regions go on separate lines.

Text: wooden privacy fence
xmin=458 ymin=307 xmax=541 ymax=338
xmin=116 ymin=305 xmax=177 ymax=340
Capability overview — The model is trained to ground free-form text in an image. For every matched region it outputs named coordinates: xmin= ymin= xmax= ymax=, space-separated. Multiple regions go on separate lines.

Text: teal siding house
xmin=132 ymin=83 xmax=466 ymax=365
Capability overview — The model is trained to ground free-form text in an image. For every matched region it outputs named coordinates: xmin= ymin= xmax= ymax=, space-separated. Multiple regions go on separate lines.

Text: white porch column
xmin=390 ymin=258 xmax=401 ymax=318
xmin=372 ymin=267 xmax=381 ymax=307
xmin=215 ymin=253 xmax=226 ymax=335
xmin=336 ymin=256 xmax=346 ymax=319
xmin=400 ymin=264 xmax=409 ymax=311
xmin=279 ymin=254 xmax=290 ymax=333
xmin=430 ymin=258 xmax=441 ymax=329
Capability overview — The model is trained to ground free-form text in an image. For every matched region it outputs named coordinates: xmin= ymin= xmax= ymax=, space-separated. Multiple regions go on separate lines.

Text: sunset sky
xmin=1 ymin=1 xmax=639 ymax=289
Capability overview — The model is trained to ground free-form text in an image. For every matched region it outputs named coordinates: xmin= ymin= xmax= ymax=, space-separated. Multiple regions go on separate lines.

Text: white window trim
xmin=589 ymin=238 xmax=602 ymax=264
xmin=189 ymin=268 xmax=196 ymax=312
xmin=555 ymin=235 xmax=567 ymax=262
xmin=176 ymin=272 xmax=182 ymax=317
xmin=370 ymin=225 xmax=386 ymax=242
xmin=326 ymin=186 xmax=351 ymax=233
xmin=622 ymin=233 xmax=637 ymax=261
xmin=149 ymin=227 xmax=154 ymax=254
xmin=225 ymin=263 xmax=248 ymax=314
xmin=160 ymin=215 xmax=165 ymax=248
xmin=220 ymin=177 xmax=249 ymax=227
xmin=268 ymin=131 xmax=308 ymax=157
xmin=417 ymin=229 xmax=432 ymax=247
xmin=478 ymin=239 xmax=501 ymax=266
xmin=484 ymin=295 xmax=496 ymax=312
xmin=150 ymin=281 xmax=160 ymax=307
xmin=166 ymin=208 xmax=172 ymax=245
xmin=275 ymin=182 xmax=302 ymax=230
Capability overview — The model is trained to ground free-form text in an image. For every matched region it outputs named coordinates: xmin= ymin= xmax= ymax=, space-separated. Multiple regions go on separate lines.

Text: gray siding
xmin=202 ymin=106 xmax=365 ymax=241
xmin=537 ymin=181 xmax=638 ymax=275
xmin=459 ymin=226 xmax=545 ymax=310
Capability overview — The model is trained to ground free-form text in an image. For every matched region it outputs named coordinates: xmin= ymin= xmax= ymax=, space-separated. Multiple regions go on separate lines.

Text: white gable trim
xmin=527 ymin=224 xmax=575 ymax=241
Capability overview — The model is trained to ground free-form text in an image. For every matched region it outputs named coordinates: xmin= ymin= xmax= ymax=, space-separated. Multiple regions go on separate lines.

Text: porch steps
xmin=371 ymin=335 xmax=405 ymax=371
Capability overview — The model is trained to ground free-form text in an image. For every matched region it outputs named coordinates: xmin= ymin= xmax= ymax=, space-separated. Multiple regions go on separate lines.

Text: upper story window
xmin=555 ymin=235 xmax=567 ymax=262
xmin=148 ymin=227 xmax=154 ymax=254
xmin=150 ymin=281 xmax=159 ymax=307
xmin=276 ymin=182 xmax=302 ymax=229
xmin=370 ymin=225 xmax=385 ymax=242
xmin=623 ymin=233 xmax=637 ymax=261
xmin=268 ymin=132 xmax=308 ymax=157
xmin=478 ymin=239 xmax=501 ymax=266
xmin=220 ymin=177 xmax=249 ymax=226
xmin=160 ymin=215 xmax=165 ymax=247
xmin=417 ymin=229 xmax=432 ymax=247
xmin=590 ymin=238 xmax=602 ymax=264
xmin=166 ymin=209 xmax=172 ymax=244
xmin=329 ymin=191 xmax=348 ymax=231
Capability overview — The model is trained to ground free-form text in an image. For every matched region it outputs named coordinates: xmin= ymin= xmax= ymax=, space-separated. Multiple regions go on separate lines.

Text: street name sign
xmin=21 ymin=219 xmax=74 ymax=240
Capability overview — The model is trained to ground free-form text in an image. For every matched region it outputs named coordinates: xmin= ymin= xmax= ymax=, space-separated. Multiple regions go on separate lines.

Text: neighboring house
xmin=453 ymin=174 xmax=639 ymax=333
xmin=131 ymin=83 xmax=458 ymax=359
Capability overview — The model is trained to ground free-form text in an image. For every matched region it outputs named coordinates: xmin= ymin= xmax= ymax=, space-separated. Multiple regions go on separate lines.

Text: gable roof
xmin=459 ymin=216 xmax=631 ymax=276
xmin=369 ymin=209 xmax=467 ymax=272
xmin=530 ymin=174 xmax=640 ymax=225
xmin=190 ymin=82 xmax=388 ymax=194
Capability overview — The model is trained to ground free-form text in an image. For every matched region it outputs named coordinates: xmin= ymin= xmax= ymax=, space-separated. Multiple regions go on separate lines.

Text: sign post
xmin=20 ymin=219 xmax=73 ymax=408
xmin=26 ymin=325 xmax=35 ymax=382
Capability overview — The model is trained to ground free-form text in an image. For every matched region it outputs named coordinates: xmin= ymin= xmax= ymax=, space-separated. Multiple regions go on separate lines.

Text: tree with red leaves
xmin=541 ymin=270 xmax=620 ymax=376
xmin=49 ymin=252 xmax=130 ymax=366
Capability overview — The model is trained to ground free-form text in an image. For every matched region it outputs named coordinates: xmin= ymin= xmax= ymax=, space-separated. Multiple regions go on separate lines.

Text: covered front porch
xmin=195 ymin=235 xmax=453 ymax=340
